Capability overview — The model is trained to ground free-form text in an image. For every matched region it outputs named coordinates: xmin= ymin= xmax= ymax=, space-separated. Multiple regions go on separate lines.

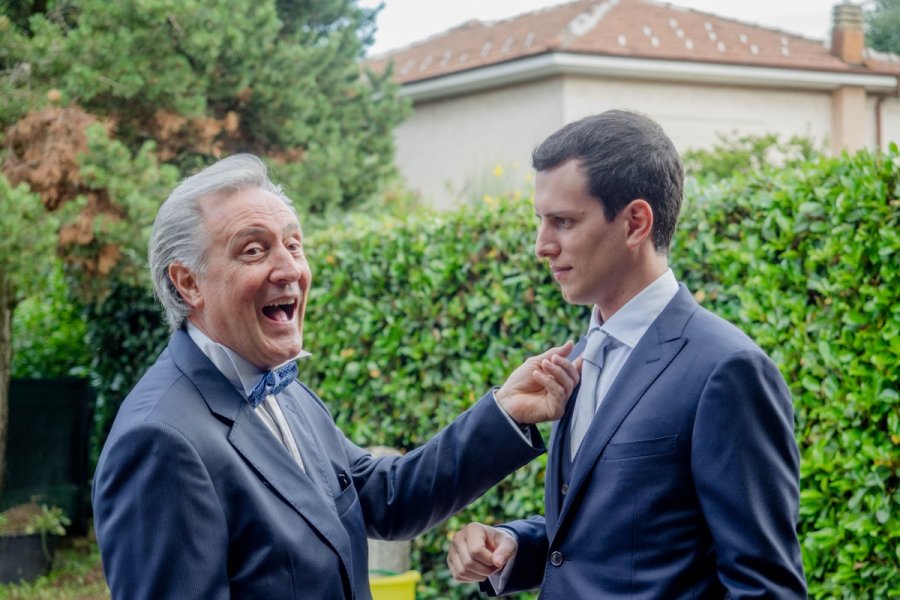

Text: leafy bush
xmin=683 ymin=131 xmax=821 ymax=181
xmin=85 ymin=148 xmax=899 ymax=598
xmin=672 ymin=146 xmax=900 ymax=598
xmin=301 ymin=201 xmax=585 ymax=599
xmin=11 ymin=259 xmax=89 ymax=379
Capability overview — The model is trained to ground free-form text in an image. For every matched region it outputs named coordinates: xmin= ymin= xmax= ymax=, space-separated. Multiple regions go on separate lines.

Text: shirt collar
xmin=185 ymin=322 xmax=310 ymax=399
xmin=590 ymin=269 xmax=679 ymax=349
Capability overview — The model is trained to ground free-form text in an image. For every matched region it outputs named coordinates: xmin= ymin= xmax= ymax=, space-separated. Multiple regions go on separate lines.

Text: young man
xmin=448 ymin=110 xmax=806 ymax=598
xmin=92 ymin=154 xmax=579 ymax=599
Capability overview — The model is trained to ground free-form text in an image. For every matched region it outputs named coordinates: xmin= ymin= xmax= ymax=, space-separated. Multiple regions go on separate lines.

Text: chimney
xmin=831 ymin=2 xmax=865 ymax=65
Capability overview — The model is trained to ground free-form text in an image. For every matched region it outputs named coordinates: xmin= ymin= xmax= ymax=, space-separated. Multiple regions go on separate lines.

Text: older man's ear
xmin=168 ymin=262 xmax=203 ymax=309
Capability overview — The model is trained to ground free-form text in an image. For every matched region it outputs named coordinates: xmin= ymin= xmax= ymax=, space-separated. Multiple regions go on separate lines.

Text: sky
xmin=359 ymin=0 xmax=845 ymax=56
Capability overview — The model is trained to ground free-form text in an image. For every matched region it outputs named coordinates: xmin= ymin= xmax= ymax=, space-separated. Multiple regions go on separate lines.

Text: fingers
xmin=495 ymin=340 xmax=579 ymax=423
xmin=530 ymin=340 xmax=575 ymax=363
xmin=490 ymin=529 xmax=518 ymax=568
xmin=535 ymin=352 xmax=579 ymax=396
xmin=545 ymin=352 xmax=579 ymax=384
xmin=448 ymin=524 xmax=516 ymax=583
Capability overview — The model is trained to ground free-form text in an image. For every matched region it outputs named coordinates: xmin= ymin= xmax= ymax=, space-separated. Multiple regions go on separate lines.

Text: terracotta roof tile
xmin=367 ymin=0 xmax=900 ymax=83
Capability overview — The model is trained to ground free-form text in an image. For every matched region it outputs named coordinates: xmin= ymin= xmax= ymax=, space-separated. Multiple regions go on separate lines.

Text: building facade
xmin=369 ymin=0 xmax=900 ymax=207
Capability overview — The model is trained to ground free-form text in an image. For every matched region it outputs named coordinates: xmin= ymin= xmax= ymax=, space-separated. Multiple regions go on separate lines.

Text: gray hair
xmin=149 ymin=154 xmax=295 ymax=331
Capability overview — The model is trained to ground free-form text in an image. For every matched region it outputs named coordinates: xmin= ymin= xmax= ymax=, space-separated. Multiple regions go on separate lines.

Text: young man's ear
xmin=168 ymin=262 xmax=203 ymax=309
xmin=623 ymin=199 xmax=654 ymax=249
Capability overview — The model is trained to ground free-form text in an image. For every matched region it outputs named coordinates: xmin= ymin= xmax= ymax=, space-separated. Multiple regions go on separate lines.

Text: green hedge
xmin=79 ymin=148 xmax=898 ymax=598
xmin=672 ymin=147 xmax=899 ymax=598
xmin=301 ymin=203 xmax=585 ymax=599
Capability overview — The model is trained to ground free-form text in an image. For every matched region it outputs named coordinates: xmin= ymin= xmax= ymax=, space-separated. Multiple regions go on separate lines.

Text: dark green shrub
xmin=85 ymin=280 xmax=167 ymax=466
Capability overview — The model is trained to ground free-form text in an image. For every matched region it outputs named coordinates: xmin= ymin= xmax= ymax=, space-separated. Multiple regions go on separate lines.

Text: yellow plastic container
xmin=369 ymin=570 xmax=421 ymax=600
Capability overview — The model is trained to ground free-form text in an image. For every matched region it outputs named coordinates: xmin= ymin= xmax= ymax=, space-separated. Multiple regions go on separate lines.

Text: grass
xmin=0 ymin=535 xmax=109 ymax=600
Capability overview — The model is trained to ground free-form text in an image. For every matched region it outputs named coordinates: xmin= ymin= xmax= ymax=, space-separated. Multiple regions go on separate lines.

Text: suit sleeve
xmin=343 ymin=391 xmax=546 ymax=540
xmin=478 ymin=516 xmax=549 ymax=596
xmin=92 ymin=423 xmax=230 ymax=600
xmin=691 ymin=349 xmax=807 ymax=598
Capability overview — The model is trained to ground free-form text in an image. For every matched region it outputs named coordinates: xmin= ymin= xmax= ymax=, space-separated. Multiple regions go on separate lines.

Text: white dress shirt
xmin=575 ymin=268 xmax=680 ymax=426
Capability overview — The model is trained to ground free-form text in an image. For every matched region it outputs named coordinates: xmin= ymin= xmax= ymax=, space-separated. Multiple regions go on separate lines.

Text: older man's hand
xmin=495 ymin=341 xmax=579 ymax=424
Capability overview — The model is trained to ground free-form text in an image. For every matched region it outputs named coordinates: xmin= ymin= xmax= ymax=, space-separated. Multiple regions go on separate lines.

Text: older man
xmin=92 ymin=154 xmax=578 ymax=599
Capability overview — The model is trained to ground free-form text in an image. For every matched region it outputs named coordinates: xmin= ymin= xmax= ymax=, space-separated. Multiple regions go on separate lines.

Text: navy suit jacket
xmin=92 ymin=329 xmax=544 ymax=599
xmin=488 ymin=285 xmax=806 ymax=598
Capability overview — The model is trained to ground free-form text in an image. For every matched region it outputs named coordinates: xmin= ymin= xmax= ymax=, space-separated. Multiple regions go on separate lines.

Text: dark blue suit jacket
xmin=488 ymin=285 xmax=806 ymax=598
xmin=92 ymin=329 xmax=544 ymax=599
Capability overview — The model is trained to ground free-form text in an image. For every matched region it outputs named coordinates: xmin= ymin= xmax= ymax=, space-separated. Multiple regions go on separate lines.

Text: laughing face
xmin=175 ymin=187 xmax=311 ymax=369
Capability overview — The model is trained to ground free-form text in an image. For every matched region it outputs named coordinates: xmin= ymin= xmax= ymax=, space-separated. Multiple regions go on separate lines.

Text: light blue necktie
xmin=570 ymin=329 xmax=613 ymax=460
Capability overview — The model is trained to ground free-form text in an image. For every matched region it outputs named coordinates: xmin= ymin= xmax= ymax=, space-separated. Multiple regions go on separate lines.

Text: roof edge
xmin=399 ymin=52 xmax=900 ymax=102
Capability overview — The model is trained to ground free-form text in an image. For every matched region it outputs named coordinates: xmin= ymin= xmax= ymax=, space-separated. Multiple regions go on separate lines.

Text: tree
xmin=865 ymin=0 xmax=900 ymax=55
xmin=1 ymin=0 xmax=408 ymax=213
xmin=0 ymin=176 xmax=58 ymax=491
xmin=0 ymin=0 xmax=407 ymax=477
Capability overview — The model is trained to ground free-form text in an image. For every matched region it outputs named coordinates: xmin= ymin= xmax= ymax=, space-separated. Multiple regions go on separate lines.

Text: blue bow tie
xmin=248 ymin=361 xmax=298 ymax=408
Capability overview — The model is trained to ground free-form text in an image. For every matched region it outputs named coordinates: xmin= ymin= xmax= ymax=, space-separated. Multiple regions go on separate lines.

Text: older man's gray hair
xmin=149 ymin=154 xmax=295 ymax=331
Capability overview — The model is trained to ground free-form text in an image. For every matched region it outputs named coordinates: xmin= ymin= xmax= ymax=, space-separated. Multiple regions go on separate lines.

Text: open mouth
xmin=261 ymin=300 xmax=297 ymax=323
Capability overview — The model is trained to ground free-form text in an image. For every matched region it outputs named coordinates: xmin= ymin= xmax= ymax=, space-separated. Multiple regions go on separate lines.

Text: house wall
xmin=560 ymin=75 xmax=833 ymax=154
xmin=393 ymin=77 xmax=565 ymax=209
xmin=876 ymin=95 xmax=900 ymax=150
xmin=394 ymin=74 xmax=899 ymax=207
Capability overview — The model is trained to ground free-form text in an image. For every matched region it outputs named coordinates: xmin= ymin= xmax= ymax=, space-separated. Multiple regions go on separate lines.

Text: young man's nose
xmin=534 ymin=228 xmax=560 ymax=258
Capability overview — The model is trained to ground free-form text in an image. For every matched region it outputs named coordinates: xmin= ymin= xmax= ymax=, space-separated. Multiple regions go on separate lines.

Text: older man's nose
xmin=271 ymin=247 xmax=304 ymax=283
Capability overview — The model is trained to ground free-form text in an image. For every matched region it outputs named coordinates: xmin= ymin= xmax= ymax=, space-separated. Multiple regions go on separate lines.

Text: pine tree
xmin=866 ymin=0 xmax=900 ymax=55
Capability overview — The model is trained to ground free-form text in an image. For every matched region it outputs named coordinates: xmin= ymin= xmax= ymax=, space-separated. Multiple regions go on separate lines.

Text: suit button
xmin=560 ymin=483 xmax=568 ymax=496
xmin=549 ymin=551 xmax=563 ymax=566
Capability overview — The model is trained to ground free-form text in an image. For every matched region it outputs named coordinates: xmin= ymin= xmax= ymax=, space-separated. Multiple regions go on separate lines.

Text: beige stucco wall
xmin=875 ymin=95 xmax=900 ymax=149
xmin=394 ymin=73 xmax=898 ymax=207
xmin=393 ymin=77 xmax=565 ymax=209
xmin=560 ymin=76 xmax=833 ymax=155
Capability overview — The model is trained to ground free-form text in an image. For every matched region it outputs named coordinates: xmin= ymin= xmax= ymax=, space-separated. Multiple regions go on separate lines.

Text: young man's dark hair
xmin=532 ymin=110 xmax=684 ymax=252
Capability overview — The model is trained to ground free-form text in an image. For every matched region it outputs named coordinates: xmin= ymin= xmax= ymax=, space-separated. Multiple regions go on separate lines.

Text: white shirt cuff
xmin=486 ymin=528 xmax=519 ymax=594
xmin=492 ymin=389 xmax=532 ymax=445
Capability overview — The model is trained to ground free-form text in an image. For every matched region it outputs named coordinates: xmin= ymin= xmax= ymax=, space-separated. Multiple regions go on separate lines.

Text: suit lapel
xmin=277 ymin=388 xmax=340 ymax=502
xmin=228 ymin=402 xmax=350 ymax=548
xmin=550 ymin=287 xmax=698 ymax=539
xmin=168 ymin=330 xmax=354 ymax=574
